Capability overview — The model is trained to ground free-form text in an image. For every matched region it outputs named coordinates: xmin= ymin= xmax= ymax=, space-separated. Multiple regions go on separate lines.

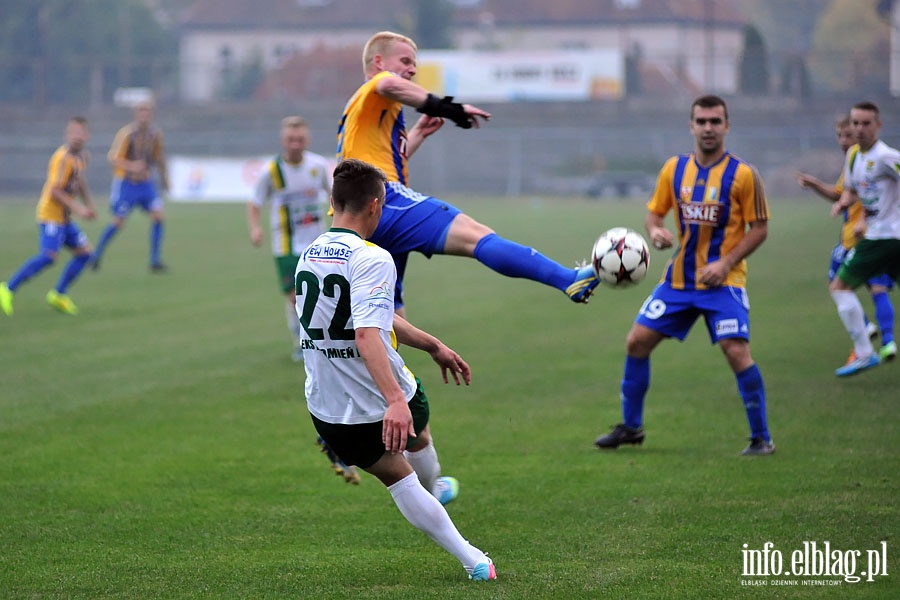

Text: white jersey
xmin=253 ymin=152 xmax=332 ymax=256
xmin=297 ymin=228 xmax=417 ymax=425
xmin=843 ymin=139 xmax=900 ymax=239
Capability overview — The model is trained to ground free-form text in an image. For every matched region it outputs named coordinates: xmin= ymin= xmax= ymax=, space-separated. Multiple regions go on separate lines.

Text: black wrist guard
xmin=417 ymin=94 xmax=473 ymax=129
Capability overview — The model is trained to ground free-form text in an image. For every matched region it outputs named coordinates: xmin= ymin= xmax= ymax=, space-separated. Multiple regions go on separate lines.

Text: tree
xmin=779 ymin=54 xmax=811 ymax=98
xmin=738 ymin=25 xmax=770 ymax=95
xmin=0 ymin=0 xmax=176 ymax=105
xmin=221 ymin=52 xmax=265 ymax=101
xmin=810 ymin=0 xmax=890 ymax=93
xmin=740 ymin=0 xmax=831 ymax=58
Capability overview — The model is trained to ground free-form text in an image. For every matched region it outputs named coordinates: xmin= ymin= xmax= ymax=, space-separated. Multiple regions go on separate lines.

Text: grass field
xmin=0 ymin=195 xmax=897 ymax=599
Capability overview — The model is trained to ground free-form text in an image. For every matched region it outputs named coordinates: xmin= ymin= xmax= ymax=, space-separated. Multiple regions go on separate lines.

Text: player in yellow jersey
xmin=1 ymin=117 xmax=97 ymax=316
xmin=595 ymin=95 xmax=774 ymax=456
xmin=796 ymin=115 xmax=895 ymax=364
xmin=337 ymin=31 xmax=599 ymax=315
xmin=90 ymin=100 xmax=169 ymax=272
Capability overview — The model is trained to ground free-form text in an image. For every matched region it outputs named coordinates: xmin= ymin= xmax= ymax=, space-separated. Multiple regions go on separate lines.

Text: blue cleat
xmin=565 ymin=263 xmax=599 ymax=303
xmin=469 ymin=557 xmax=497 ymax=581
xmin=434 ymin=476 xmax=459 ymax=505
xmin=835 ymin=353 xmax=880 ymax=377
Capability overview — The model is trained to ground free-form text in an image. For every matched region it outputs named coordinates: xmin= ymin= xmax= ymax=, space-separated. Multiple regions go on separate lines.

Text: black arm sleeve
xmin=416 ymin=94 xmax=473 ymax=129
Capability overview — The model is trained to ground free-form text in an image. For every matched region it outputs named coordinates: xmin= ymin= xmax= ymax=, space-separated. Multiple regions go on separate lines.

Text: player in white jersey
xmin=248 ymin=116 xmax=332 ymax=363
xmin=830 ymin=101 xmax=900 ymax=376
xmin=296 ymin=158 xmax=496 ymax=581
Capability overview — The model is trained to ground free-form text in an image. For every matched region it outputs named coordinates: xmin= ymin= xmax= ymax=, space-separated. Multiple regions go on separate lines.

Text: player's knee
xmin=625 ymin=326 xmax=656 ymax=357
xmin=829 ymin=276 xmax=851 ymax=292
xmin=720 ymin=339 xmax=752 ymax=370
xmin=449 ymin=214 xmax=494 ymax=251
xmin=407 ymin=425 xmax=431 ymax=451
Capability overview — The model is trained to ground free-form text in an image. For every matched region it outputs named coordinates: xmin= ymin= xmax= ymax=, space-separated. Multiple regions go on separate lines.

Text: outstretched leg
xmin=91 ymin=217 xmax=126 ymax=270
xmin=366 ymin=453 xmax=494 ymax=580
xmin=445 ymin=214 xmax=598 ymax=302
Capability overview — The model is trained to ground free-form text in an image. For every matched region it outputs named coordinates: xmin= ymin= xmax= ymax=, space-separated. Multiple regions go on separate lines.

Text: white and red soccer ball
xmin=591 ymin=227 xmax=650 ymax=288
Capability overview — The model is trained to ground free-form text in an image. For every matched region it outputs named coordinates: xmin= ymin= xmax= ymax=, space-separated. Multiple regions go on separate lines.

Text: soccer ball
xmin=591 ymin=227 xmax=650 ymax=288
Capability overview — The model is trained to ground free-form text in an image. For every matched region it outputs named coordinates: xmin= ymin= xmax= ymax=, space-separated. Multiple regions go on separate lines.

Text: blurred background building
xmin=0 ymin=0 xmax=897 ymax=198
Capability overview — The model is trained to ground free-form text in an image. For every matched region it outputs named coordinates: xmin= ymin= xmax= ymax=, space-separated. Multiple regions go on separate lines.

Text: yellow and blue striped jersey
xmin=835 ymin=145 xmax=864 ymax=250
xmin=336 ymin=71 xmax=408 ymax=185
xmin=36 ymin=145 xmax=86 ymax=224
xmin=648 ymin=152 xmax=769 ymax=290
xmin=109 ymin=123 xmax=165 ymax=181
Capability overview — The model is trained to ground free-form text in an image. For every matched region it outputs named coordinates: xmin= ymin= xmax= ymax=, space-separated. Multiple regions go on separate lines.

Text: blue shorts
xmin=39 ymin=222 xmax=89 ymax=253
xmin=829 ymin=243 xmax=893 ymax=289
xmin=368 ymin=181 xmax=461 ymax=307
xmin=110 ymin=178 xmax=162 ymax=218
xmin=635 ymin=282 xmax=751 ymax=344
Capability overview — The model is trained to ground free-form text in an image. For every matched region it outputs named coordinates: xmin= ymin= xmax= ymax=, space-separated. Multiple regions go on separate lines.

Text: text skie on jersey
xmin=678 ymin=202 xmax=725 ymax=226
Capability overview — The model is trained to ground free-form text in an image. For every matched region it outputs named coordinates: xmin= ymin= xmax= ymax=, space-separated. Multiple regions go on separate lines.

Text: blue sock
xmin=472 ymin=233 xmax=574 ymax=290
xmin=94 ymin=224 xmax=119 ymax=261
xmin=7 ymin=254 xmax=55 ymax=291
xmin=871 ymin=291 xmax=894 ymax=345
xmin=621 ymin=355 xmax=650 ymax=430
xmin=736 ymin=364 xmax=769 ymax=442
xmin=55 ymin=254 xmax=89 ymax=294
xmin=150 ymin=221 xmax=164 ymax=265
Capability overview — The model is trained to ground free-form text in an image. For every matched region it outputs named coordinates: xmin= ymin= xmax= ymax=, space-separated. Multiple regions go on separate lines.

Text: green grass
xmin=0 ymin=195 xmax=897 ymax=599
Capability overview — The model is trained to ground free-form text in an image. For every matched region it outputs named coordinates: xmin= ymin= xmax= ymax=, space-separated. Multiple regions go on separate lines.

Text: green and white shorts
xmin=837 ymin=238 xmax=900 ymax=289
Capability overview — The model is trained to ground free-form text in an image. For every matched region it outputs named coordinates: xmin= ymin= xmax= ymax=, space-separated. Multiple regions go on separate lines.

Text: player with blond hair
xmin=338 ymin=31 xmax=599 ymax=316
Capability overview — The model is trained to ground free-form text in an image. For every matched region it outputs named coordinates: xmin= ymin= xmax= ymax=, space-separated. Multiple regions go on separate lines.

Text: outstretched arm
xmin=376 ymin=74 xmax=491 ymax=145
xmin=393 ymin=314 xmax=471 ymax=386
xmin=796 ymin=172 xmax=839 ymax=202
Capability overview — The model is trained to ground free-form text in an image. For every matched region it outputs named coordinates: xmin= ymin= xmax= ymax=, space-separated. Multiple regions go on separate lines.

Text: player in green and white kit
xmin=830 ymin=101 xmax=900 ymax=376
xmin=248 ymin=117 xmax=357 ymax=484
xmin=296 ymin=158 xmax=496 ymax=581
xmin=248 ymin=116 xmax=332 ymax=362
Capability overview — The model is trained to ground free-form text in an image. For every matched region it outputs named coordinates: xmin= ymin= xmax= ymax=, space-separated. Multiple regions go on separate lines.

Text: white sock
xmin=831 ymin=290 xmax=874 ymax=357
xmin=285 ymin=299 xmax=301 ymax=346
xmin=388 ymin=472 xmax=487 ymax=573
xmin=404 ymin=441 xmax=441 ymax=497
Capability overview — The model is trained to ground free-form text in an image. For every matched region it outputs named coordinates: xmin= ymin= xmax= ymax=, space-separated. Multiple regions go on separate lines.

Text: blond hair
xmin=362 ymin=31 xmax=417 ymax=73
